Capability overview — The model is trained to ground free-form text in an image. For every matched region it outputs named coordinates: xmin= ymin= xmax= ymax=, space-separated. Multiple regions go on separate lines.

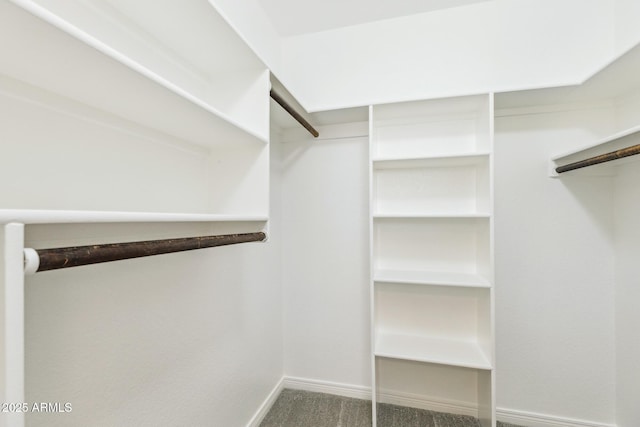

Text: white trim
xmin=497 ymin=407 xmax=617 ymax=427
xmin=245 ymin=378 xmax=284 ymax=427
xmin=277 ymin=377 xmax=617 ymax=427
xmin=282 ymin=376 xmax=371 ymax=400
xmin=2 ymin=223 xmax=26 ymax=427
xmin=281 ymin=376 xmax=477 ymax=417
xmin=377 ymin=389 xmax=478 ymax=418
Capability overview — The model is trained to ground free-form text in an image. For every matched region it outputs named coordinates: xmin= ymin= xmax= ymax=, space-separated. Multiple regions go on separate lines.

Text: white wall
xmin=615 ymin=0 xmax=640 ymax=54
xmin=281 ymin=0 xmax=614 ymax=111
xmin=494 ymin=107 xmax=617 ymax=425
xmin=280 ymin=125 xmax=371 ymax=389
xmin=613 ymin=165 xmax=640 ymax=427
xmin=206 ymin=0 xmax=282 ymax=77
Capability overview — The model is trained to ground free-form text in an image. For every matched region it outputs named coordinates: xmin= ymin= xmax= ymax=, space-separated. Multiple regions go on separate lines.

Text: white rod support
xmin=23 ymin=248 xmax=39 ymax=276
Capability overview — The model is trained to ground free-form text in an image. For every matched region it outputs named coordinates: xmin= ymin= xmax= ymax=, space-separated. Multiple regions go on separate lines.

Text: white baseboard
xmin=246 ymin=378 xmax=284 ymax=427
xmin=278 ymin=376 xmax=617 ymax=427
xmin=283 ymin=376 xmax=371 ymax=400
xmin=496 ymin=407 xmax=617 ymax=427
xmin=282 ymin=376 xmax=476 ymax=417
xmin=377 ymin=389 xmax=478 ymax=418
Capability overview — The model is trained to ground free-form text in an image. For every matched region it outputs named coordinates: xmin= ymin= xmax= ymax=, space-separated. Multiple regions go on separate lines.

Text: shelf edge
xmin=0 ymin=210 xmax=268 ymax=225
xmin=551 ymin=124 xmax=640 ymax=162
xmin=373 ymin=152 xmax=491 ymax=163
xmin=374 ymin=350 xmax=492 ymax=371
xmin=373 ymin=213 xmax=491 ymax=219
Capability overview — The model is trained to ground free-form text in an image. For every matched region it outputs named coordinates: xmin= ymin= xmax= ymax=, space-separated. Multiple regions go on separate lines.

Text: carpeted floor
xmin=260 ymin=389 xmax=522 ymax=427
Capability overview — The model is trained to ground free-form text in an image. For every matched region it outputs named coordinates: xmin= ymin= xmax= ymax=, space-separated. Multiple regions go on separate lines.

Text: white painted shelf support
xmin=1 ymin=223 xmax=26 ymax=427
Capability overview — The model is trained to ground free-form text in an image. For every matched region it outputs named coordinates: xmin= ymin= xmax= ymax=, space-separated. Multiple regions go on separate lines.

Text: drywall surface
xmin=206 ymin=0 xmax=282 ymax=77
xmin=613 ymin=161 xmax=640 ymax=427
xmin=494 ymin=107 xmax=616 ymax=425
xmin=612 ymin=92 xmax=640 ymax=427
xmin=280 ymin=126 xmax=371 ymax=389
xmin=615 ymin=0 xmax=640 ymax=54
xmin=281 ymin=0 xmax=613 ymax=111
xmin=22 ymin=146 xmax=283 ymax=427
xmin=259 ymin=0 xmax=492 ymax=37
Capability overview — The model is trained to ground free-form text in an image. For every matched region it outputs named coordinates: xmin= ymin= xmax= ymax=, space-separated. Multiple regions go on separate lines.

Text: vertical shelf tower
xmin=369 ymin=95 xmax=495 ymax=426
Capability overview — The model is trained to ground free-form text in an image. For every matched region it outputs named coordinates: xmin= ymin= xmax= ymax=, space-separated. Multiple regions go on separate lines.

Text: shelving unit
xmin=369 ymin=94 xmax=495 ymax=426
xmin=0 ymin=3 xmax=273 ymax=422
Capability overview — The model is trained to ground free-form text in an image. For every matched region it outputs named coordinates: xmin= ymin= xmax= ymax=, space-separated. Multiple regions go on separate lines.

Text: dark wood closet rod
xmin=270 ymin=89 xmax=319 ymax=138
xmin=556 ymin=143 xmax=640 ymax=174
xmin=30 ymin=232 xmax=266 ymax=273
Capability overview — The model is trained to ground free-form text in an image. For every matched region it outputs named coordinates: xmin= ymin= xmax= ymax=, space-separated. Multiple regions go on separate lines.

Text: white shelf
xmin=0 ymin=209 xmax=268 ymax=225
xmin=0 ymin=60 xmax=269 ymax=218
xmin=373 ymin=152 xmax=490 ymax=169
xmin=373 ymin=213 xmax=490 ymax=219
xmin=375 ymin=332 xmax=492 ymax=370
xmin=374 ymin=269 xmax=491 ymax=288
xmin=550 ymin=124 xmax=640 ymax=177
xmin=0 ymin=0 xmax=268 ymax=148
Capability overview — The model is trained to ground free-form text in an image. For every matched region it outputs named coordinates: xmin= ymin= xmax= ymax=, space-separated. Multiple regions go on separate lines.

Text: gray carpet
xmin=260 ymin=389 xmax=523 ymax=427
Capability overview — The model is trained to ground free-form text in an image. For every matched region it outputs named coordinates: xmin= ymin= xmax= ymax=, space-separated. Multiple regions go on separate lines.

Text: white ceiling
xmin=258 ymin=0 xmax=490 ymax=36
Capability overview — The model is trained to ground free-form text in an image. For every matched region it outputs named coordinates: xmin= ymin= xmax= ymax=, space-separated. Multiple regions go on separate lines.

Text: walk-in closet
xmin=1 ymin=1 xmax=639 ymax=426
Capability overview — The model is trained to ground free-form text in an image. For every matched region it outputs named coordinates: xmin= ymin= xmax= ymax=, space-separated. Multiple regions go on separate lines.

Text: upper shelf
xmin=0 ymin=0 xmax=269 ymax=148
xmin=0 ymin=209 xmax=268 ymax=225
